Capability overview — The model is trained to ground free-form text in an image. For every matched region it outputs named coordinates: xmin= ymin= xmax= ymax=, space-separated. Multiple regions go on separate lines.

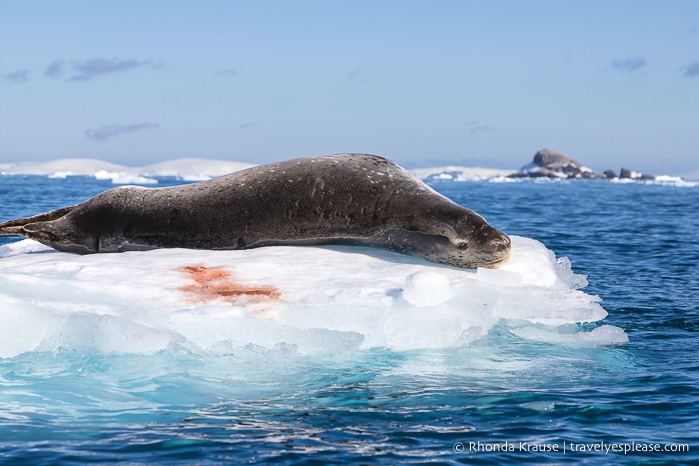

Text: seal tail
xmin=0 ymin=206 xmax=75 ymax=238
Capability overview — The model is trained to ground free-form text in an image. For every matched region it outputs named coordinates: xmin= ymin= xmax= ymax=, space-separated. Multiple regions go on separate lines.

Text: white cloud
xmin=611 ymin=57 xmax=647 ymax=73
xmin=44 ymin=57 xmax=160 ymax=82
xmin=215 ymin=68 xmax=237 ymax=76
xmin=85 ymin=123 xmax=160 ymax=141
xmin=2 ymin=69 xmax=31 ymax=84
xmin=682 ymin=61 xmax=699 ymax=77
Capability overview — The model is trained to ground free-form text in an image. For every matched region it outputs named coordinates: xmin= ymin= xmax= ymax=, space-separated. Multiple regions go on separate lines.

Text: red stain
xmin=177 ymin=264 xmax=281 ymax=304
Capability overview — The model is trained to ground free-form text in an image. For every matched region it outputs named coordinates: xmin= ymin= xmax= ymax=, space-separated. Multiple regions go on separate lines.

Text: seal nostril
xmin=492 ymin=233 xmax=511 ymax=247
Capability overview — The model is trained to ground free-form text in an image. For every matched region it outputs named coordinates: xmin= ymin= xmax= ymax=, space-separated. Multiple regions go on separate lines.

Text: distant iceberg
xmin=0 ymin=158 xmax=256 ymax=184
xmin=410 ymin=166 xmax=516 ymax=182
xmin=2 ymin=155 xmax=692 ymax=187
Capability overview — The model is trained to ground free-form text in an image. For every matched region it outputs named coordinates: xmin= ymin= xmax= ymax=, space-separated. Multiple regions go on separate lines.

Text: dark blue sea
xmin=0 ymin=175 xmax=697 ymax=464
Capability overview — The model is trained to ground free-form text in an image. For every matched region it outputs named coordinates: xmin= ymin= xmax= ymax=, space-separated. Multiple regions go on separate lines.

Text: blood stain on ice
xmin=177 ymin=264 xmax=281 ymax=308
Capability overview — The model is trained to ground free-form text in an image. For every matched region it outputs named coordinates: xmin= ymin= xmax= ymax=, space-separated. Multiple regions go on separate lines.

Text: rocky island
xmin=509 ymin=148 xmax=655 ymax=180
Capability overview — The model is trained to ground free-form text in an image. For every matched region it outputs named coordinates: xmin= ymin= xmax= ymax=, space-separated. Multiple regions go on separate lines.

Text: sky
xmin=1 ymin=0 xmax=698 ymax=175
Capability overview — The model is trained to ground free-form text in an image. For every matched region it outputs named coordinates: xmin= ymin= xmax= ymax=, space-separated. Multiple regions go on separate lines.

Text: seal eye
xmin=457 ymin=242 xmax=468 ymax=250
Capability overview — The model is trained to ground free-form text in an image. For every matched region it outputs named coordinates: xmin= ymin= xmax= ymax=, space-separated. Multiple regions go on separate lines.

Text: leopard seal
xmin=0 ymin=154 xmax=511 ymax=268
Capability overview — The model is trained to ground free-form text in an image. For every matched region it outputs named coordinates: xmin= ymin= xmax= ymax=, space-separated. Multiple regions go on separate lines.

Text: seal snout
xmin=493 ymin=232 xmax=511 ymax=252
xmin=481 ymin=230 xmax=512 ymax=268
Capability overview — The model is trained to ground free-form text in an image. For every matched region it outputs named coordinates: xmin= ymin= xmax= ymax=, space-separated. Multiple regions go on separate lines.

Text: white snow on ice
xmin=0 ymin=236 xmax=627 ymax=359
xmin=0 ymin=158 xmax=256 ymax=183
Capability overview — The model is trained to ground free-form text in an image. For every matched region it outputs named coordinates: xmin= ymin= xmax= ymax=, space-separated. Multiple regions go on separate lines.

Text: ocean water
xmin=0 ymin=175 xmax=697 ymax=464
